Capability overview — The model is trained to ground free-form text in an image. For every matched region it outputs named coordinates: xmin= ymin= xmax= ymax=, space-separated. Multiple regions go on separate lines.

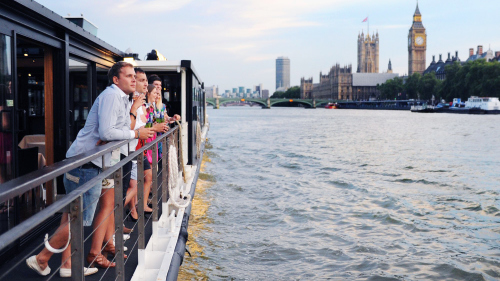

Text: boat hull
xmin=446 ymin=108 xmax=500 ymax=114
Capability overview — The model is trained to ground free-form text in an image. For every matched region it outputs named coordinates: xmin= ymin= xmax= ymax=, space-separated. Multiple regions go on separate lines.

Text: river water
xmin=179 ymin=107 xmax=500 ymax=280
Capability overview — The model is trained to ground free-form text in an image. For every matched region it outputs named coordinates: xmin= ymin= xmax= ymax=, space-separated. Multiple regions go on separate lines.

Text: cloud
xmin=244 ymin=55 xmax=277 ymax=62
xmin=103 ymin=0 xmax=194 ymax=14
xmin=203 ymin=0 xmax=353 ymax=37
xmin=374 ymin=24 xmax=408 ymax=29
xmin=209 ymin=43 xmax=257 ymax=54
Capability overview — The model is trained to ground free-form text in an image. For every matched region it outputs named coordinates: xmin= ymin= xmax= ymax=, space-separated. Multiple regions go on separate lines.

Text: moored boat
xmin=411 ymin=102 xmax=449 ymax=113
xmin=411 ymin=104 xmax=436 ymax=113
xmin=325 ymin=103 xmax=339 ymax=109
xmin=448 ymin=96 xmax=500 ymax=114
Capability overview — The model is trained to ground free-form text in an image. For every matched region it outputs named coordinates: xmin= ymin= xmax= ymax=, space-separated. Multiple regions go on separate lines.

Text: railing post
xmin=177 ymin=128 xmax=182 ymax=174
xmin=52 ymin=178 xmax=57 ymax=204
xmin=152 ymin=142 xmax=158 ymax=222
xmin=137 ymin=153 xmax=145 ymax=250
xmin=70 ymin=196 xmax=83 ymax=281
xmin=162 ymin=137 xmax=168 ymax=203
xmin=114 ymin=167 xmax=125 ymax=281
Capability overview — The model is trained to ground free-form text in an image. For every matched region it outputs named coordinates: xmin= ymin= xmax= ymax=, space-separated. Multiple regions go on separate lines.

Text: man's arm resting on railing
xmin=97 ymin=93 xmax=135 ymax=141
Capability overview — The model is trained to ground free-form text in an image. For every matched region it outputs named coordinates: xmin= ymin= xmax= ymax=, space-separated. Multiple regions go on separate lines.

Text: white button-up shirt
xmin=66 ymin=84 xmax=135 ymax=168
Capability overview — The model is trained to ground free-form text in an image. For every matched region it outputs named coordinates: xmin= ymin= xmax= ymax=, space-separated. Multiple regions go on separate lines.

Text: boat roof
xmin=132 ymin=60 xmax=202 ymax=83
xmin=10 ymin=0 xmax=124 ymax=57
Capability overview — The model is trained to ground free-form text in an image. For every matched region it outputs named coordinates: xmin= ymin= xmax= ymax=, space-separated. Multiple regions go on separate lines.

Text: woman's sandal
xmin=103 ymin=244 xmax=128 ymax=259
xmin=86 ymin=253 xmax=115 ymax=268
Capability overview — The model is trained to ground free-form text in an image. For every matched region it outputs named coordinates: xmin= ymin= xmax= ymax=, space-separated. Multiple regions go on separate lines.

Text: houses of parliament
xmin=300 ymin=3 xmax=425 ymax=100
xmin=357 ymin=31 xmax=379 ymax=73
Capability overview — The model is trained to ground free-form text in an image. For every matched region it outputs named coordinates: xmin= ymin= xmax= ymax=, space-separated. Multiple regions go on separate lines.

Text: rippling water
xmin=180 ymin=107 xmax=500 ymax=280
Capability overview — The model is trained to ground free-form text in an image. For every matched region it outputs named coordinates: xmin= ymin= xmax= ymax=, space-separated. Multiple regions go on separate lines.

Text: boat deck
xmin=0 ymin=208 xmax=159 ymax=280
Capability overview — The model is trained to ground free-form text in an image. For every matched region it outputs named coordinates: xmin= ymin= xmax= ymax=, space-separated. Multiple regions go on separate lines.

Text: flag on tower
xmin=362 ymin=17 xmax=368 ymax=22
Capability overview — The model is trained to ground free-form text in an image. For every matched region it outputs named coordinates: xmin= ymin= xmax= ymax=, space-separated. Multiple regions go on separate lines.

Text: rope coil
xmin=168 ymin=140 xmax=190 ymax=209
xmin=44 ymin=214 xmax=71 ymax=253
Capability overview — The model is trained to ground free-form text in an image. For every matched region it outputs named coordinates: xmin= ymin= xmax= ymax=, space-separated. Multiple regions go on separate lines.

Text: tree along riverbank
xmin=377 ymin=59 xmax=500 ymax=102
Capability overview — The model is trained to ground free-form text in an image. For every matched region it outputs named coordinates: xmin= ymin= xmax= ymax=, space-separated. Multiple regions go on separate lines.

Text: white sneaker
xmin=26 ymin=255 xmax=50 ymax=276
xmin=59 ymin=267 xmax=98 ymax=277
xmin=124 ymin=246 xmax=128 ymax=252
xmin=113 ymin=234 xmax=130 ymax=244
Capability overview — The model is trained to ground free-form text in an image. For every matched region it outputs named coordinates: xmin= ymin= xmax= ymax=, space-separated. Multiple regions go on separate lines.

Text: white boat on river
xmin=449 ymin=96 xmax=500 ymax=114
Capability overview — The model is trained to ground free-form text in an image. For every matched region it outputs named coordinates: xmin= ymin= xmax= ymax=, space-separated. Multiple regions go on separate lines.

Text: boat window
xmin=96 ymin=65 xmax=109 ymax=96
xmin=0 ymin=34 xmax=12 ymax=186
xmin=69 ymin=58 xmax=90 ymax=141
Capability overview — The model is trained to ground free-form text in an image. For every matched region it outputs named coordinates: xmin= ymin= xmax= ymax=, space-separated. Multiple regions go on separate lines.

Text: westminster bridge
xmin=206 ymin=97 xmax=332 ymax=109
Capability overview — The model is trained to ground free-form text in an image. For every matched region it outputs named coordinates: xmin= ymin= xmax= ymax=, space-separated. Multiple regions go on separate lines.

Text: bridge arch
xmin=270 ymin=99 xmax=313 ymax=108
xmin=315 ymin=100 xmax=333 ymax=107
xmin=243 ymin=99 xmax=267 ymax=107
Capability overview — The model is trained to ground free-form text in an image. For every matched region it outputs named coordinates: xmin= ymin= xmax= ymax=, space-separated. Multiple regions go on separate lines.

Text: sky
xmin=36 ymin=0 xmax=500 ymax=93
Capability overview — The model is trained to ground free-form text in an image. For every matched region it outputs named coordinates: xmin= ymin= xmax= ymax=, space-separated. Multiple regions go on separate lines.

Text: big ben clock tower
xmin=408 ymin=3 xmax=426 ymax=75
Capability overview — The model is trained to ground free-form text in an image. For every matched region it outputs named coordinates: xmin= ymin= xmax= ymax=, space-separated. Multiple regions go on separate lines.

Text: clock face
xmin=415 ymin=36 xmax=424 ymax=46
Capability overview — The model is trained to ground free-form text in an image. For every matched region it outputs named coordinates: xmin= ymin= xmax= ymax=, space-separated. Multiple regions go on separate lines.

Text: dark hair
xmin=107 ymin=61 xmax=134 ymax=86
xmin=146 ymin=84 xmax=157 ymax=103
xmin=148 ymin=74 xmax=161 ymax=84
xmin=134 ymin=67 xmax=145 ymax=75
xmin=147 ymin=84 xmax=156 ymax=93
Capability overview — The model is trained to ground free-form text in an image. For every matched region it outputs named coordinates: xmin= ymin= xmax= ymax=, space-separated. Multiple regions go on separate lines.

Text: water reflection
xmin=178 ymin=149 xmax=214 ymax=280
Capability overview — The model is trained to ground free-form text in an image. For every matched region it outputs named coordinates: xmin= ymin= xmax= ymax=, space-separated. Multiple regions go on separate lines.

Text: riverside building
xmin=423 ymin=52 xmax=461 ymax=80
xmin=466 ymin=45 xmax=497 ymax=62
xmin=357 ymin=31 xmax=379 ymax=73
xmin=301 ymin=63 xmax=398 ymax=100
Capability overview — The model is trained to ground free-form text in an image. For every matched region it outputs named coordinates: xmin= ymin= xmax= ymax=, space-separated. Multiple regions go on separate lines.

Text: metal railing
xmin=0 ymin=125 xmax=182 ymax=281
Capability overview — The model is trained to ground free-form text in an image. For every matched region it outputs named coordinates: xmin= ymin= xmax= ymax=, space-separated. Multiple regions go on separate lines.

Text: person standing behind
xmin=26 ymin=62 xmax=154 ymax=277
xmin=124 ymin=68 xmax=166 ymax=219
xmin=149 ymin=74 xmax=180 ymax=123
xmin=148 ymin=74 xmax=170 ymax=115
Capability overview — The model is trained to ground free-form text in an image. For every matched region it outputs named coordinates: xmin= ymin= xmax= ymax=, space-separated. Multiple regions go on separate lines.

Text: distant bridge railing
xmin=206 ymin=98 xmax=333 ymax=109
xmin=206 ymin=98 xmax=428 ymax=110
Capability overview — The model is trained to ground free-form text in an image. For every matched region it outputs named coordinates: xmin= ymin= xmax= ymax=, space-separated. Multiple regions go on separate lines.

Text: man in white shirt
xmin=26 ymin=62 xmax=154 ymax=277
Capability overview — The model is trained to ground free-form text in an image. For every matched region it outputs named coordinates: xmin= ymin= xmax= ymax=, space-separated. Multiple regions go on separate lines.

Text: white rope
xmin=44 ymin=213 xmax=71 ymax=253
xmin=168 ymin=143 xmax=191 ymax=209
xmin=196 ymin=121 xmax=201 ymax=160
xmin=175 ymin=121 xmax=187 ymax=183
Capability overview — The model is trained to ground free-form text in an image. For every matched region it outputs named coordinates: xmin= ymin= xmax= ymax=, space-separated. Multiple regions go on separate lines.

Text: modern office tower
xmin=232 ymin=88 xmax=237 ymax=94
xmin=408 ymin=2 xmax=426 ymax=75
xmin=276 ymin=56 xmax=290 ymax=90
xmin=238 ymin=86 xmax=244 ymax=94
